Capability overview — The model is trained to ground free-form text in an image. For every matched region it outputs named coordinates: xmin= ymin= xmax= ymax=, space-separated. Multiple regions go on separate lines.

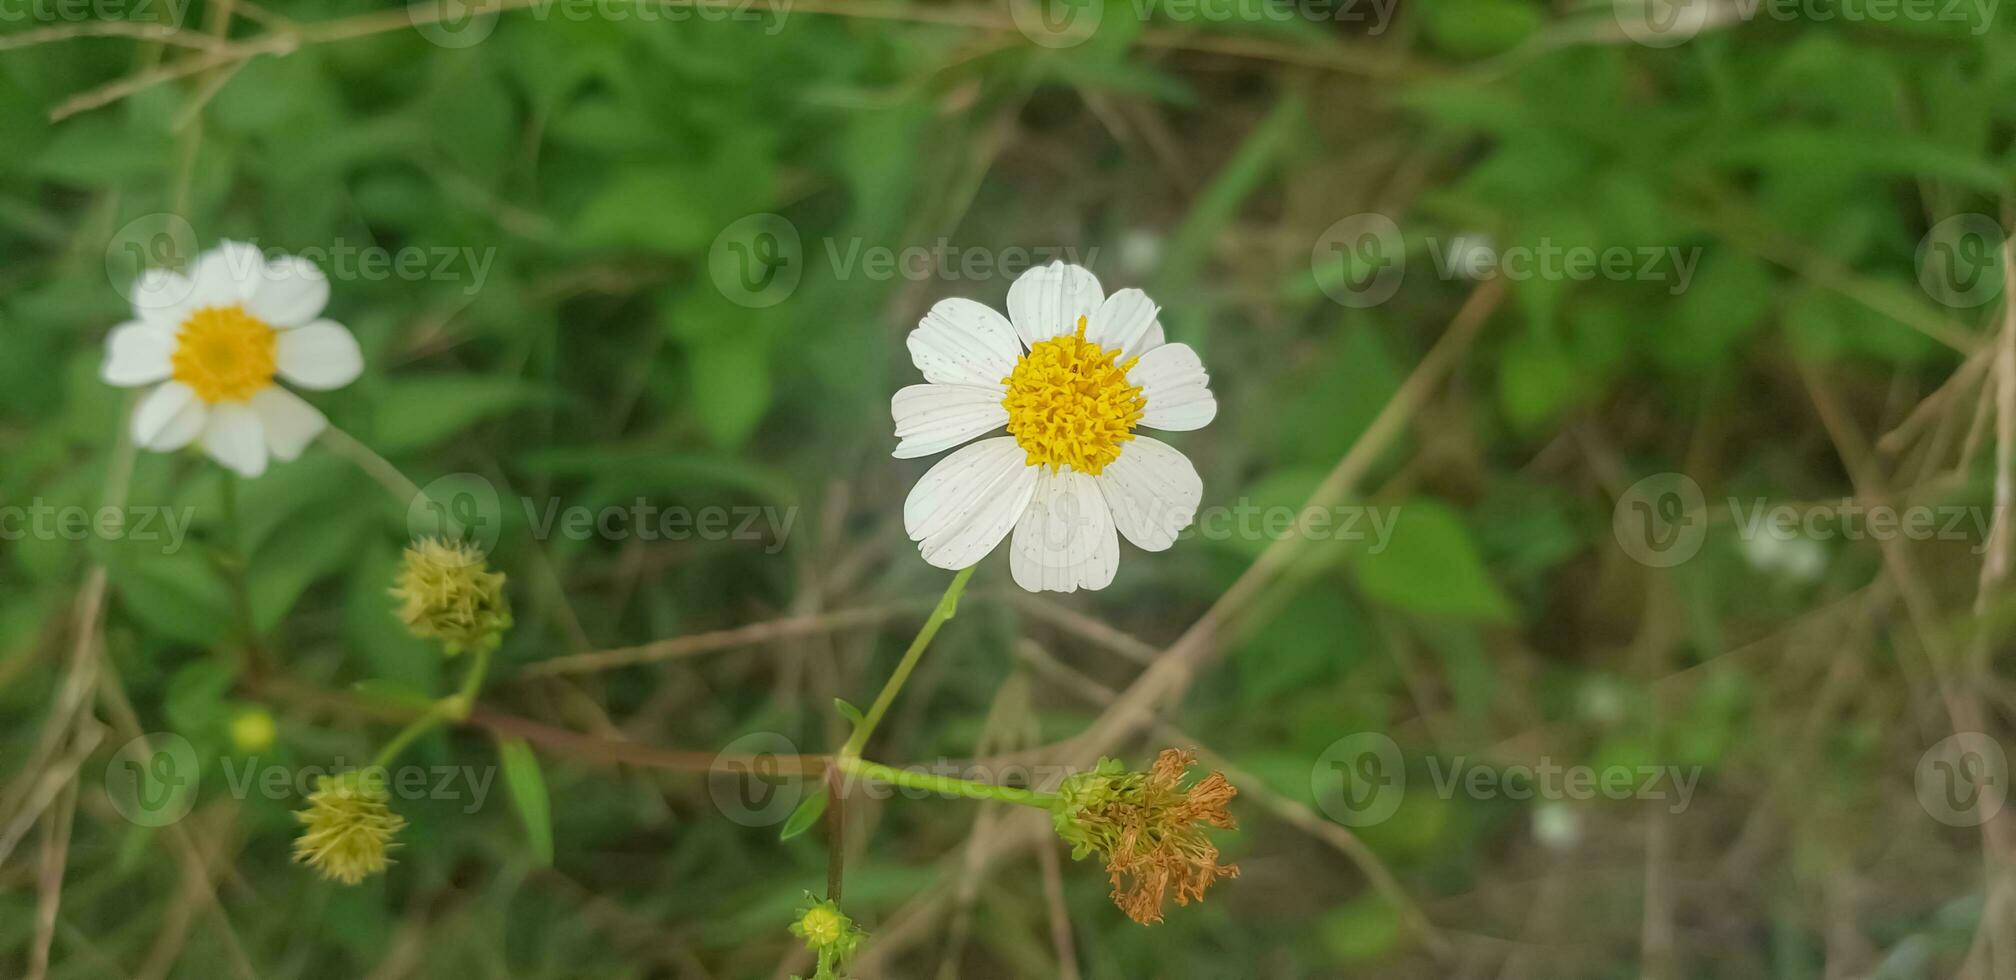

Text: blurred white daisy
xmin=101 ymin=241 xmax=362 ymax=478
xmin=1740 ymin=530 xmax=1827 ymax=583
xmin=893 ymin=261 xmax=1216 ymax=592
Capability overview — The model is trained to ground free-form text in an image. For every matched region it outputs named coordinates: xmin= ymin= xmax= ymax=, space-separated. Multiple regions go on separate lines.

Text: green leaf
xmin=571 ymin=167 xmax=714 ymax=255
xmin=1420 ymin=0 xmax=1541 ymax=59
xmin=351 ymin=679 xmax=437 ymax=712
xmin=495 ymin=735 xmax=554 ymax=866
xmin=103 ymin=549 xmax=235 ymax=648
xmin=832 ymin=699 xmax=864 ymax=728
xmin=1353 ymin=500 xmax=1514 ymax=623
xmin=1654 ymin=251 xmax=1772 ymax=369
xmin=370 ymin=376 xmax=554 ymax=454
xmin=779 ymin=786 xmax=830 ymax=842
xmin=690 ymin=334 xmax=773 ymax=448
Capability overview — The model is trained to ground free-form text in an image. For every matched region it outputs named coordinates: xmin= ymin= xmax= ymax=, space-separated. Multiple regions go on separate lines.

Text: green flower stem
xmin=445 ymin=645 xmax=493 ymax=720
xmin=369 ymin=645 xmax=495 ymax=770
xmin=215 ymin=474 xmax=268 ymax=677
xmin=836 ymin=565 xmax=975 ymax=760
xmin=836 ymin=756 xmax=1058 ymax=809
xmin=370 ymin=707 xmax=444 ymax=771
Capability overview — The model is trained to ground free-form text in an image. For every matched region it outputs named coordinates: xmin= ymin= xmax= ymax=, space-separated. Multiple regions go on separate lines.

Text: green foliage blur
xmin=3 ymin=0 xmax=2014 ymax=976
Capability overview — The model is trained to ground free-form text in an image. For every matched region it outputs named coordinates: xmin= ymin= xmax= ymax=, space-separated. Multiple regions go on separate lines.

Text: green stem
xmin=370 ymin=708 xmax=443 ymax=771
xmin=837 ymin=566 xmax=975 ymax=760
xmin=216 ymin=475 xmax=267 ymax=678
xmin=836 ymin=756 xmax=1057 ymax=808
xmin=370 ymin=645 xmax=494 ymax=770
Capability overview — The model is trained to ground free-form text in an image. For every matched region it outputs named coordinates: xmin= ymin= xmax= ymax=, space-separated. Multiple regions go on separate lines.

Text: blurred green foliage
xmin=4 ymin=0 xmax=2015 ymax=976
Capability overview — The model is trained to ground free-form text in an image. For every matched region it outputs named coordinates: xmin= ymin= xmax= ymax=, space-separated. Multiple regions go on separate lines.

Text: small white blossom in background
xmin=1117 ymin=229 xmax=1164 ymax=278
xmin=1532 ymin=801 xmax=1581 ymax=852
xmin=101 ymin=240 xmax=363 ymax=478
xmin=1740 ymin=531 xmax=1827 ymax=583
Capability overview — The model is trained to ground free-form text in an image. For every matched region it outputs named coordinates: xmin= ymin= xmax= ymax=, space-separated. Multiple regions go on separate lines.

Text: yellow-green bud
xmin=390 ymin=538 xmax=512 ymax=656
xmin=293 ymin=771 xmax=405 ymax=885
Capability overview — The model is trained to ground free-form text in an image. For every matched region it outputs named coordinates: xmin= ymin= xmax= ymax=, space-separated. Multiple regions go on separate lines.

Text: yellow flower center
xmin=799 ymin=906 xmax=844 ymax=945
xmin=171 ymin=304 xmax=277 ymax=403
xmin=1002 ymin=316 xmax=1145 ymax=475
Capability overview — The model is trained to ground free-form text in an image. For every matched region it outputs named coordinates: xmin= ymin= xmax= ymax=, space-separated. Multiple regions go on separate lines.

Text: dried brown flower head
xmin=1051 ymin=748 xmax=1240 ymax=924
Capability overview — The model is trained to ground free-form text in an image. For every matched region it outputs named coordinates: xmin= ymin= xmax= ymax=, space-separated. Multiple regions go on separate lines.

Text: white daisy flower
xmin=100 ymin=240 xmax=363 ymax=478
xmin=893 ymin=261 xmax=1216 ymax=593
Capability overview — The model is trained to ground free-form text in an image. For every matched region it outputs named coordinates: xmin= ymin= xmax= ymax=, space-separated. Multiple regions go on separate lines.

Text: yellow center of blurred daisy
xmin=1002 ymin=316 xmax=1145 ymax=475
xmin=171 ymin=304 xmax=277 ymax=403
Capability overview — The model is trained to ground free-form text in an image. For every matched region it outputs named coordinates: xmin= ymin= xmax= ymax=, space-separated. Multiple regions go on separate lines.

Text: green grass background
xmin=3 ymin=0 xmax=2015 ymax=977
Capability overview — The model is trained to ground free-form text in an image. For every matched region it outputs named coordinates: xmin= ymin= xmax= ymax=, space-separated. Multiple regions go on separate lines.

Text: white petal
xmin=1129 ymin=343 xmax=1217 ymax=431
xmin=101 ymin=322 xmax=175 ymax=387
xmin=892 ymin=384 xmax=1009 ymax=459
xmin=1010 ymin=467 xmax=1119 ymax=593
xmin=201 ymin=402 xmax=268 ymax=478
xmin=275 ymin=320 xmax=363 ymax=390
xmin=129 ymin=268 xmax=199 ymax=327
xmin=904 ymin=437 xmax=1039 ymax=570
xmin=1006 ymin=261 xmax=1104 ymax=348
xmin=132 ymin=382 xmax=207 ymax=451
xmin=245 ymin=255 xmax=330 ymax=328
xmin=1098 ymin=437 xmax=1202 ymax=552
xmin=250 ymin=387 xmax=327 ymax=461
xmin=186 ymin=240 xmax=265 ymax=309
xmin=1084 ymin=288 xmax=1162 ymax=359
xmin=907 ymin=298 xmax=1020 ymax=387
